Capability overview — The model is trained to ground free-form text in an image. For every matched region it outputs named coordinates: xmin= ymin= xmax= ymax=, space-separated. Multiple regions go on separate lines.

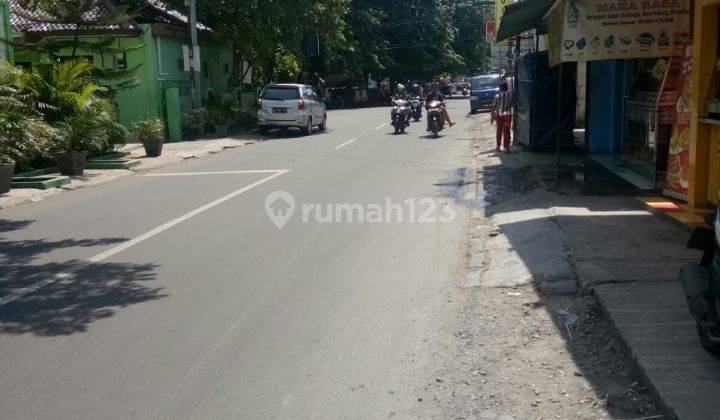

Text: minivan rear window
xmin=262 ymin=87 xmax=300 ymax=101
xmin=471 ymin=76 xmax=501 ymax=90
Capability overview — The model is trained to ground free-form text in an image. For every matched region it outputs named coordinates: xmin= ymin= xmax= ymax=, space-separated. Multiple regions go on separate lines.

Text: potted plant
xmin=55 ymin=101 xmax=119 ymax=176
xmin=135 ymin=117 xmax=165 ymax=157
xmin=207 ymin=106 xmax=229 ymax=136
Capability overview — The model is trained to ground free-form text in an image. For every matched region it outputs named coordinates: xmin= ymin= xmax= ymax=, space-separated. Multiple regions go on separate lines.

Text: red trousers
xmin=496 ymin=114 xmax=512 ymax=150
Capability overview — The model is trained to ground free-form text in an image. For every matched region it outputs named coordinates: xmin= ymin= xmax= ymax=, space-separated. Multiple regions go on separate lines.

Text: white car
xmin=257 ymin=84 xmax=327 ymax=135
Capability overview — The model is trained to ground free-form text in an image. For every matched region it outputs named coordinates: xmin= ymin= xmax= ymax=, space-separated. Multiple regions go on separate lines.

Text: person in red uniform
xmin=492 ymin=81 xmax=512 ymax=153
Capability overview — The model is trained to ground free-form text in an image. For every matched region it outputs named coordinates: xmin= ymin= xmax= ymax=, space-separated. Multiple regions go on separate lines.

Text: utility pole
xmin=188 ymin=0 xmax=202 ymax=108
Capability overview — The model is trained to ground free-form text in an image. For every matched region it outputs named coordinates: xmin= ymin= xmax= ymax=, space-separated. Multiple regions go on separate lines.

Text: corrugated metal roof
xmin=9 ymin=0 xmax=210 ymax=34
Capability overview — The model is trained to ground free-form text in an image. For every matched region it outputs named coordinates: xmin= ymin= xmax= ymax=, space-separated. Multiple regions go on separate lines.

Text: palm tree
xmin=16 ymin=59 xmax=104 ymax=123
xmin=0 ymin=66 xmax=57 ymax=165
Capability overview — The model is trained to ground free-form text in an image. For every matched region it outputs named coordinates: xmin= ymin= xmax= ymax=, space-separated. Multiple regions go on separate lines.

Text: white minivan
xmin=257 ymin=84 xmax=327 ymax=135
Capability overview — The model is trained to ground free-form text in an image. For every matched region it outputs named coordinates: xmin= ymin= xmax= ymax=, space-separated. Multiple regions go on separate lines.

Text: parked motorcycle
xmin=461 ymin=84 xmax=469 ymax=97
xmin=426 ymin=100 xmax=445 ymax=138
xmin=410 ymin=96 xmax=423 ymax=122
xmin=391 ymin=99 xmax=411 ymax=134
xmin=681 ymin=204 xmax=720 ymax=354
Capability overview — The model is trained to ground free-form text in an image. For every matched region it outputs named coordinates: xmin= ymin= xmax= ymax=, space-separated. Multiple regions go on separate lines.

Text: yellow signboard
xmin=551 ymin=0 xmax=691 ymax=63
xmin=495 ymin=0 xmax=510 ymax=46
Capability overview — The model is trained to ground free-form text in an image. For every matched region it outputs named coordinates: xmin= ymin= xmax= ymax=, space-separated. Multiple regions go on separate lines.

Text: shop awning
xmin=496 ymin=0 xmax=556 ymax=42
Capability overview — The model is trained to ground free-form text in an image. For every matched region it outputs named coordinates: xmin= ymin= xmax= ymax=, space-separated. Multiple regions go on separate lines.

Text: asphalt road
xmin=0 ymin=100 xmax=477 ymax=419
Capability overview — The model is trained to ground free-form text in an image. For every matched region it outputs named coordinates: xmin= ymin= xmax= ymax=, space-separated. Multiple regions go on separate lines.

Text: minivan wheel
xmin=303 ymin=118 xmax=313 ymax=136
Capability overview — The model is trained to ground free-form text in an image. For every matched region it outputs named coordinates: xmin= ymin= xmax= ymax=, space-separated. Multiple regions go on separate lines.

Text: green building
xmin=8 ymin=0 xmax=236 ymax=139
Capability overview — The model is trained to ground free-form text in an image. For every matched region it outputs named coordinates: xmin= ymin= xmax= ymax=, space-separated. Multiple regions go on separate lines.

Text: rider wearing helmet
xmin=391 ymin=83 xmax=411 ymax=127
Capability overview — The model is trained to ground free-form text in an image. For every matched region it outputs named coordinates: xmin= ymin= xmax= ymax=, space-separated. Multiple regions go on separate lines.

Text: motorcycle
xmin=391 ymin=99 xmax=411 ymax=134
xmin=426 ymin=100 xmax=445 ymax=138
xmin=410 ymin=96 xmax=423 ymax=122
xmin=681 ymin=204 xmax=720 ymax=354
xmin=461 ymin=84 xmax=469 ymax=97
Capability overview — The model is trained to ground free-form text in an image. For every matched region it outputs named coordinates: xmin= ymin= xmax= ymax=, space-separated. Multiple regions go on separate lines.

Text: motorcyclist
xmin=391 ymin=85 xmax=411 ymax=127
xmin=425 ymin=83 xmax=455 ymax=127
xmin=410 ymin=83 xmax=423 ymax=98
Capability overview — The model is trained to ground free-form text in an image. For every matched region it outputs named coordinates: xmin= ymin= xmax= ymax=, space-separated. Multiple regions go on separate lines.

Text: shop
xmin=688 ymin=1 xmax=720 ymax=209
xmin=544 ymin=0 xmax=691 ymax=191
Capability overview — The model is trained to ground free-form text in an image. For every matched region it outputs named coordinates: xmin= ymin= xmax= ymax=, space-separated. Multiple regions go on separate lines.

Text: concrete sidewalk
xmin=471 ymin=124 xmax=720 ymax=418
xmin=0 ymin=135 xmax=258 ymax=209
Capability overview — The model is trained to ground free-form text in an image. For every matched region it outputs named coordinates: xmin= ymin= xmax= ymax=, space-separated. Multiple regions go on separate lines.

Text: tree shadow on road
xmin=0 ymin=219 xmax=165 ymax=336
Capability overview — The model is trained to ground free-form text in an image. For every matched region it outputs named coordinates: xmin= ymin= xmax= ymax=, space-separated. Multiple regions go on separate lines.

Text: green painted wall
xmin=0 ymin=1 xmax=14 ymax=64
xmin=11 ymin=24 xmax=234 ymax=136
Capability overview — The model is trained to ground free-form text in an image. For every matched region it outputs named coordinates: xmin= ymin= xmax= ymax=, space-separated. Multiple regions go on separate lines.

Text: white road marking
xmin=0 ymin=170 xmax=290 ymax=308
xmin=146 ymin=170 xmax=287 ymax=177
xmin=334 ymin=138 xmax=357 ymax=150
xmin=374 ymin=124 xmax=386 ymax=130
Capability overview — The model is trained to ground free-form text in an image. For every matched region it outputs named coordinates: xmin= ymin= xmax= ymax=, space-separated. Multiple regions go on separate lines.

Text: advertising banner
xmin=495 ymin=0 xmax=509 ymax=46
xmin=552 ymin=0 xmax=691 ymax=63
xmin=663 ymin=44 xmax=693 ymax=201
xmin=486 ymin=21 xmax=496 ymax=43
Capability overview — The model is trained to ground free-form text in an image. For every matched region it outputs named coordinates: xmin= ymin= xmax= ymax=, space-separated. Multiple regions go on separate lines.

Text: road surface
xmin=0 ymin=101 xmax=477 ymax=419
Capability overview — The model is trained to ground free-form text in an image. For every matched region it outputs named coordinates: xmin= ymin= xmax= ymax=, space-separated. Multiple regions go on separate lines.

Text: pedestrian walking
xmin=491 ymin=82 xmax=512 ymax=153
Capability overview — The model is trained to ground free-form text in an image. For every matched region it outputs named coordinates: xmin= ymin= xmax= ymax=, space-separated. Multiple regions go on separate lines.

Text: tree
xmin=335 ymin=0 xmax=464 ymax=83
xmin=167 ymin=0 xmax=351 ymax=86
xmin=452 ymin=1 xmax=492 ymax=75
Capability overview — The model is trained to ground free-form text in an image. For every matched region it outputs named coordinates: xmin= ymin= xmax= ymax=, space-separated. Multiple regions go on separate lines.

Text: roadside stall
xmin=688 ymin=1 xmax=720 ymax=209
xmin=545 ymin=0 xmax=691 ymax=188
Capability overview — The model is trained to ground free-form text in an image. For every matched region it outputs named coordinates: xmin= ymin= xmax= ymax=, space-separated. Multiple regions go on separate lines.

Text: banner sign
xmin=550 ymin=0 xmax=691 ymax=63
xmin=495 ymin=0 xmax=509 ymax=46
xmin=486 ymin=21 xmax=496 ymax=43
xmin=664 ymin=44 xmax=693 ymax=201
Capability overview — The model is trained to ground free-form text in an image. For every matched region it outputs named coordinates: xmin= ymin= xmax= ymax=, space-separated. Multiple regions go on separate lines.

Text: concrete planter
xmin=0 ymin=163 xmax=15 ymax=194
xmin=56 ymin=151 xmax=88 ymax=176
xmin=142 ymin=137 xmax=164 ymax=157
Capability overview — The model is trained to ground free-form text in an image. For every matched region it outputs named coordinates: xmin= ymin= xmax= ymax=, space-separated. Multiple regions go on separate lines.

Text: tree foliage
xmin=166 ymin=0 xmax=350 ymax=85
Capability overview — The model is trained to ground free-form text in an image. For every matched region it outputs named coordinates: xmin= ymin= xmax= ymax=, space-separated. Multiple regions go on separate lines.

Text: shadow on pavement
xmin=468 ymin=144 xmax=699 ymax=416
xmin=0 ymin=219 xmax=165 ymax=336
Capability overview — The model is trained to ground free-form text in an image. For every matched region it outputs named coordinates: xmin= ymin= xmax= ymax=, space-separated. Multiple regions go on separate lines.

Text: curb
xmin=593 ymin=285 xmax=677 ymax=419
xmin=11 ymin=175 xmax=71 ymax=190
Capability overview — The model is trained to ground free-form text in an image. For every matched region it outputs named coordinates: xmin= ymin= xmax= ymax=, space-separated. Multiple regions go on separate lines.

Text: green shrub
xmin=134 ymin=117 xmax=165 ymax=142
xmin=205 ymin=106 xmax=228 ymax=125
xmin=0 ymin=67 xmax=59 ymax=165
xmin=230 ymin=109 xmax=257 ymax=129
xmin=55 ymin=99 xmax=127 ymax=153
xmin=181 ymin=108 xmax=206 ymax=135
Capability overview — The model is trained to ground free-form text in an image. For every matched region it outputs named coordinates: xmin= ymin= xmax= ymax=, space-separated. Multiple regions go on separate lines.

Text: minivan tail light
xmin=298 ymin=98 xmax=305 ymax=110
